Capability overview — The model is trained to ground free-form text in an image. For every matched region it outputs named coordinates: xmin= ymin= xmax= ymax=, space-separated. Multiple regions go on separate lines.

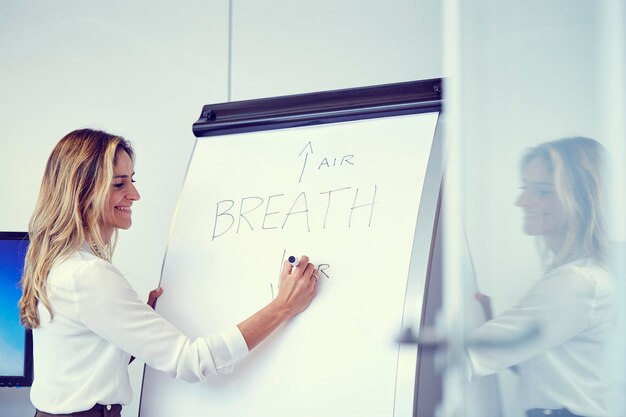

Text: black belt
xmin=35 ymin=403 xmax=122 ymax=417
xmin=526 ymin=408 xmax=585 ymax=417
xmin=93 ymin=404 xmax=122 ymax=416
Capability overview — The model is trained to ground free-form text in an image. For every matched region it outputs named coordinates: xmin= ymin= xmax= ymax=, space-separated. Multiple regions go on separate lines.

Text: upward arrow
xmin=298 ymin=141 xmax=314 ymax=183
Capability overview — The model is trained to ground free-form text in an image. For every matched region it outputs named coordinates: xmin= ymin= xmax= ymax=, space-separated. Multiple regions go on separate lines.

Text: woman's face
xmin=515 ymin=157 xmax=566 ymax=244
xmin=101 ymin=150 xmax=140 ymax=242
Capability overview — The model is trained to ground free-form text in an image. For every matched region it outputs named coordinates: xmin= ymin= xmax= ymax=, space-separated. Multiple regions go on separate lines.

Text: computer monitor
xmin=0 ymin=231 xmax=32 ymax=387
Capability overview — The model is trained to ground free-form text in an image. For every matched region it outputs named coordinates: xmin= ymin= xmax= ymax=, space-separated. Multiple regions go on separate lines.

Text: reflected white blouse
xmin=466 ymin=258 xmax=618 ymax=417
xmin=30 ymin=246 xmax=249 ymax=414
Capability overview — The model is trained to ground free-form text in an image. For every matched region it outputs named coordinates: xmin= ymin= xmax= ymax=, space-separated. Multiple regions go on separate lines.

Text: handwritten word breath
xmin=211 ymin=185 xmax=379 ymax=240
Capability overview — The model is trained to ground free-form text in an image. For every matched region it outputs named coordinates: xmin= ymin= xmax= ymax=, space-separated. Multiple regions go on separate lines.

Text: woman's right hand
xmin=237 ymin=255 xmax=318 ymax=350
xmin=274 ymin=255 xmax=318 ymax=318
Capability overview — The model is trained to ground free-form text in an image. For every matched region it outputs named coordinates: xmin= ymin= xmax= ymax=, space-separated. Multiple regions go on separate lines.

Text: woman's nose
xmin=515 ymin=189 xmax=530 ymax=207
xmin=127 ymin=183 xmax=140 ymax=201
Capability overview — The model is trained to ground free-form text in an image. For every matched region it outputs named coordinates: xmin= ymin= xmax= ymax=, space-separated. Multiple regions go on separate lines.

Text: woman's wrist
xmin=267 ymin=298 xmax=294 ymax=322
xmin=237 ymin=300 xmax=292 ymax=350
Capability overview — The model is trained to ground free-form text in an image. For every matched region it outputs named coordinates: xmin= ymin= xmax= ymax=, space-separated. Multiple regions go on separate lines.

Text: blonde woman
xmin=20 ymin=129 xmax=318 ymax=417
xmin=467 ymin=137 xmax=617 ymax=417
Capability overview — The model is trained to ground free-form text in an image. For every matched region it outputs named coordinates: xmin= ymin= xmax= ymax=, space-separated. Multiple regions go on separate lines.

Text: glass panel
xmin=440 ymin=2 xmax=626 ymax=417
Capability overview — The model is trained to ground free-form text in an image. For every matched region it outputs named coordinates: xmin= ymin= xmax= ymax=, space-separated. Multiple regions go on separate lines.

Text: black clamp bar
xmin=192 ymin=78 xmax=443 ymax=138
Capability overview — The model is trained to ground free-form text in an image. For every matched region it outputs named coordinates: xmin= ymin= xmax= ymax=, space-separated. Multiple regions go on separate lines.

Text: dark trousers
xmin=35 ymin=404 xmax=121 ymax=417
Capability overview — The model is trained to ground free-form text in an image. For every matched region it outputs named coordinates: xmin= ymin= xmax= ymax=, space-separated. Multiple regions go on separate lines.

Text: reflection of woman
xmin=19 ymin=129 xmax=318 ymax=417
xmin=467 ymin=137 xmax=617 ymax=417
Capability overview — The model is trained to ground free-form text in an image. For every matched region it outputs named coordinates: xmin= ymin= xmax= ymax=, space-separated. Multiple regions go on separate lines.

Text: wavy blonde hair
xmin=19 ymin=129 xmax=134 ymax=329
xmin=521 ymin=137 xmax=609 ymax=268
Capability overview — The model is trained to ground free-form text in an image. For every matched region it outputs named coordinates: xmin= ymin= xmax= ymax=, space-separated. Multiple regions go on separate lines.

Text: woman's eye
xmin=113 ymin=183 xmax=124 ymax=189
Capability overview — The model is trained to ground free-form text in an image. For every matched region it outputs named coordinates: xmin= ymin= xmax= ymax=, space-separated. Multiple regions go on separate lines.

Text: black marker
xmin=288 ymin=255 xmax=299 ymax=267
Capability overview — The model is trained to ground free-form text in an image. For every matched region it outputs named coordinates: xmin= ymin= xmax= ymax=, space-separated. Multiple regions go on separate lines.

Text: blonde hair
xmin=19 ymin=129 xmax=134 ymax=329
xmin=521 ymin=137 xmax=608 ymax=268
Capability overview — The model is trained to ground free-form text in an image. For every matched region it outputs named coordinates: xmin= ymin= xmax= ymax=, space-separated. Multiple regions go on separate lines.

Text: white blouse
xmin=466 ymin=258 xmax=619 ymax=417
xmin=30 ymin=246 xmax=249 ymax=414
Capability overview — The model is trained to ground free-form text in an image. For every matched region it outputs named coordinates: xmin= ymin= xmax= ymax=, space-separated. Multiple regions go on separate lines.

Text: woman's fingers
xmin=282 ymin=258 xmax=293 ymax=276
xmin=309 ymin=268 xmax=319 ymax=284
xmin=283 ymin=255 xmax=315 ymax=279
xmin=291 ymin=255 xmax=309 ymax=275
xmin=291 ymin=257 xmax=318 ymax=287
xmin=303 ymin=263 xmax=316 ymax=281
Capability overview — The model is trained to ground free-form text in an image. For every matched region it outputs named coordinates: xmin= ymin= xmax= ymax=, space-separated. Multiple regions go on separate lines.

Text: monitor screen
xmin=0 ymin=231 xmax=32 ymax=387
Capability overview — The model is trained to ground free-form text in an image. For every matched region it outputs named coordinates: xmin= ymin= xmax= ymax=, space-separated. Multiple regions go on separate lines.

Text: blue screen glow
xmin=0 ymin=238 xmax=28 ymax=377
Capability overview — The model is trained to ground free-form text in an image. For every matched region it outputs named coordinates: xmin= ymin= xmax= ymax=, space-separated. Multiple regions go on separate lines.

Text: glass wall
xmin=440 ymin=1 xmax=626 ymax=417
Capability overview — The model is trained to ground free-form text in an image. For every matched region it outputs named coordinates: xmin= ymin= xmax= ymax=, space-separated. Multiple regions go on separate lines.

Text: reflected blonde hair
xmin=19 ymin=129 xmax=134 ymax=329
xmin=521 ymin=137 xmax=608 ymax=268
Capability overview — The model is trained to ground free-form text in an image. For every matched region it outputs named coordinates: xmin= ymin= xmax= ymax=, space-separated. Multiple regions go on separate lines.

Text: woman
xmin=19 ymin=129 xmax=319 ymax=417
xmin=467 ymin=137 xmax=618 ymax=417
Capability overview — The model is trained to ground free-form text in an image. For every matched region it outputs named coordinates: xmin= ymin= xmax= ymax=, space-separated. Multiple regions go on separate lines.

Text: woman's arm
xmin=75 ymin=255 xmax=317 ymax=380
xmin=466 ymin=266 xmax=597 ymax=377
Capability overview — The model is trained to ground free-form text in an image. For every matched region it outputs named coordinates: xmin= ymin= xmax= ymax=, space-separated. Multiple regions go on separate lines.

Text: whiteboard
xmin=139 ymin=111 xmax=439 ymax=417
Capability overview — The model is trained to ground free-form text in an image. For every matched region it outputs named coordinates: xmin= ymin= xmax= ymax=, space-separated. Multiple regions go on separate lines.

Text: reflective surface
xmin=441 ymin=1 xmax=626 ymax=417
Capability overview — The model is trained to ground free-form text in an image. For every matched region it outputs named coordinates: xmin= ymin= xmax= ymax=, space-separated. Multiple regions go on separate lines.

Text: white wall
xmin=0 ymin=1 xmax=442 ymax=416
xmin=230 ymin=0 xmax=441 ymax=99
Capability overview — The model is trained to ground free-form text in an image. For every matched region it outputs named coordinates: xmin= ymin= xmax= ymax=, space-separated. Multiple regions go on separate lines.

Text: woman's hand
xmin=147 ymin=287 xmax=163 ymax=309
xmin=274 ymin=255 xmax=318 ymax=318
xmin=474 ymin=292 xmax=493 ymax=321
xmin=237 ymin=255 xmax=318 ymax=351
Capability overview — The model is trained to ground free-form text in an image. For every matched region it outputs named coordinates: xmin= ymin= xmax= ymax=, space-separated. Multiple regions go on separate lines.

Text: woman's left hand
xmin=474 ymin=292 xmax=493 ymax=320
xmin=147 ymin=287 xmax=163 ymax=309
